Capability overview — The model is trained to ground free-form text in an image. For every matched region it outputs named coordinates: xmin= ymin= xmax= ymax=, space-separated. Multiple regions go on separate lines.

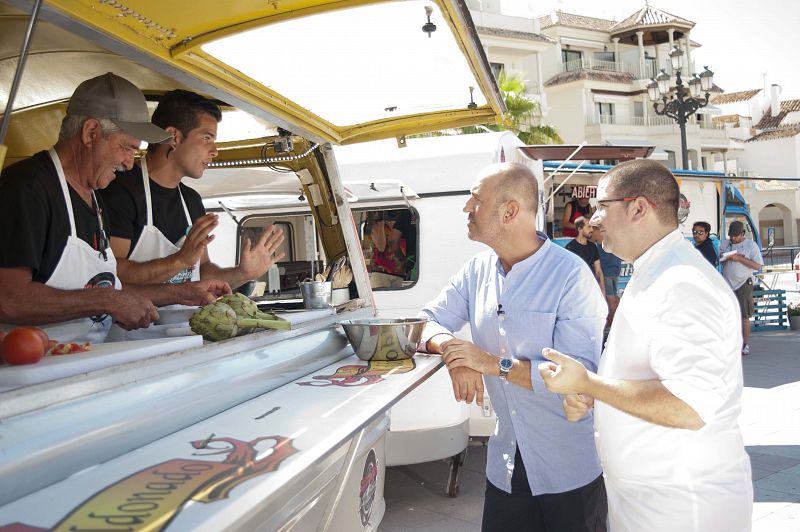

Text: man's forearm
xmin=585 ymin=374 xmax=704 ymax=430
xmin=0 ymin=284 xmax=116 ymax=325
xmin=506 ymin=359 xmax=533 ymax=390
xmin=117 ymin=255 xmax=188 ymax=285
xmin=200 ymin=262 xmax=251 ymax=291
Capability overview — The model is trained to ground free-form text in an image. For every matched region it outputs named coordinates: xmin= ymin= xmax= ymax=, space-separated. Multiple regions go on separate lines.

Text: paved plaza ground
xmin=380 ymin=329 xmax=800 ymax=531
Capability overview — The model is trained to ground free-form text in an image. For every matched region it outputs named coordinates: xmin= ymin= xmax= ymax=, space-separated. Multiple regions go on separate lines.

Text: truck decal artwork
xmin=0 ymin=435 xmax=297 ymax=532
xmin=678 ymin=193 xmax=691 ymax=223
xmin=296 ymin=358 xmax=416 ymax=387
xmin=359 ymin=449 xmax=378 ymax=526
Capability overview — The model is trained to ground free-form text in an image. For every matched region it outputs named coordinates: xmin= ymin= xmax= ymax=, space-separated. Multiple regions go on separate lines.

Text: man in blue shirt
xmin=419 ymin=163 xmax=608 ymax=531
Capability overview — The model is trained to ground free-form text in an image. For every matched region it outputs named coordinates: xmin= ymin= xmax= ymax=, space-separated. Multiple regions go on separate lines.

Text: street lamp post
xmin=646 ymin=46 xmax=714 ymax=169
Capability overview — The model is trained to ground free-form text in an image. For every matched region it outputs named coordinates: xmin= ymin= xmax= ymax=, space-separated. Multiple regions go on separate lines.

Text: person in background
xmin=365 ymin=210 xmax=407 ymax=289
xmin=538 ymin=159 xmax=752 ymax=532
xmin=420 ymin=163 xmax=608 ymax=532
xmin=692 ymin=221 xmax=718 ymax=267
xmin=590 ymin=229 xmax=621 ymax=331
xmin=99 ymin=89 xmax=284 ymax=292
xmin=0 ymin=73 xmax=229 ymax=343
xmin=561 ymin=195 xmax=593 ymax=237
xmin=565 ymin=217 xmax=604 ymax=292
xmin=719 ymin=220 xmax=763 ymax=356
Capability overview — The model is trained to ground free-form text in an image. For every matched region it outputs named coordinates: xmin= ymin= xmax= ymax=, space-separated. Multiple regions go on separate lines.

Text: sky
xmin=501 ymin=0 xmax=800 ymax=100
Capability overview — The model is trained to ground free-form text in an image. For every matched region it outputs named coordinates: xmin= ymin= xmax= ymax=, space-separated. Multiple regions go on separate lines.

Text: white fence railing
xmin=587 ymin=115 xmax=729 ymax=130
xmin=559 ymin=58 xmax=660 ymax=80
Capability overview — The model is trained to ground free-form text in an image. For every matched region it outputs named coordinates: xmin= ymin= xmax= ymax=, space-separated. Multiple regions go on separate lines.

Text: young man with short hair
xmin=565 ymin=217 xmax=604 ymax=291
xmin=692 ymin=221 xmax=718 ymax=267
xmin=100 ymin=90 xmax=285 ymax=291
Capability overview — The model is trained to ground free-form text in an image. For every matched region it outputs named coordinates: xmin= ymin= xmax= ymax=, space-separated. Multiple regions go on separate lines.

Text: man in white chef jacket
xmin=538 ymin=159 xmax=753 ymax=532
xmin=0 ymin=73 xmax=230 ymax=343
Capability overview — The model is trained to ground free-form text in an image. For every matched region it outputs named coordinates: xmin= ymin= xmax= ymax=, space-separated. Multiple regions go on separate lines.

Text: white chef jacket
xmin=596 ymin=229 xmax=752 ymax=532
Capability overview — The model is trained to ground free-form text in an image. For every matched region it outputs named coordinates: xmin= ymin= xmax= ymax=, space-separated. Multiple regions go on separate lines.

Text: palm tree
xmin=469 ymin=70 xmax=563 ymax=145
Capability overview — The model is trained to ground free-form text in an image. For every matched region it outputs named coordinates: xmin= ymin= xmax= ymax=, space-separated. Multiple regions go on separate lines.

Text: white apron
xmin=127 ymin=158 xmax=200 ymax=284
xmin=22 ymin=149 xmax=121 ymax=343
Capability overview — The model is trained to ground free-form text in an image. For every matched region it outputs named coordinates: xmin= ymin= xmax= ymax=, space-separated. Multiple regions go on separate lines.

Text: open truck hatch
xmin=0 ymin=2 xmax=504 ymax=528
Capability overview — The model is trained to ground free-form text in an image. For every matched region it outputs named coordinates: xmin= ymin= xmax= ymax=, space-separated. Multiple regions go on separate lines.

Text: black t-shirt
xmin=565 ymin=239 xmax=600 ymax=270
xmin=98 ymin=164 xmax=205 ymax=256
xmin=695 ymin=238 xmax=719 ymax=267
xmin=0 ymin=151 xmax=111 ymax=283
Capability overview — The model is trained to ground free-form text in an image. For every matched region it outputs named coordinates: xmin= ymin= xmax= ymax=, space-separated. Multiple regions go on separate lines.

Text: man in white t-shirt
xmin=536 ymin=159 xmax=753 ymax=532
xmin=719 ymin=220 xmax=763 ymax=356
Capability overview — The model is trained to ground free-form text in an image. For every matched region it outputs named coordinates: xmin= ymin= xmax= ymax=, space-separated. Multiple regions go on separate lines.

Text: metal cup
xmin=299 ymin=281 xmax=332 ymax=309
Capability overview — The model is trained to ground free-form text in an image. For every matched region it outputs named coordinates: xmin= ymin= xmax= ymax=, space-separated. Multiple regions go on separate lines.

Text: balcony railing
xmin=559 ymin=58 xmax=657 ymax=80
xmin=587 ymin=115 xmax=729 ymax=129
xmin=557 ymin=59 xmax=693 ymax=81
xmin=587 ymin=115 xmax=676 ymax=127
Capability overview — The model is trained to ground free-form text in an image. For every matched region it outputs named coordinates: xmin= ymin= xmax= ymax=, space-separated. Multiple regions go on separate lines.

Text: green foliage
xmin=788 ymin=303 xmax=800 ymax=317
xmin=483 ymin=70 xmax=563 ymax=145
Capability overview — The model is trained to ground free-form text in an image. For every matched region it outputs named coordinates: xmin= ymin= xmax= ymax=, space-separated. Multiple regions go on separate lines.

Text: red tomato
xmin=0 ymin=328 xmax=46 ymax=365
xmin=30 ymin=327 xmax=50 ymax=350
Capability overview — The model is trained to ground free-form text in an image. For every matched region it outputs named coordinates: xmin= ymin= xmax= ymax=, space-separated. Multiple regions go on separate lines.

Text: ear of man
xmin=503 ymin=200 xmax=520 ymax=223
xmin=81 ymin=118 xmax=101 ymax=146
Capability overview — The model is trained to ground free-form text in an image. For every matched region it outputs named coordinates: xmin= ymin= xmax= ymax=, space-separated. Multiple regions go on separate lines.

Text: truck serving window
xmin=356 ymin=208 xmax=418 ymax=291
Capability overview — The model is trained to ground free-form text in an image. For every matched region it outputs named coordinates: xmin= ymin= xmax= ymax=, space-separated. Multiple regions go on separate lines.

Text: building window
xmin=562 ymin=49 xmax=582 ymax=70
xmin=490 ymin=62 xmax=504 ymax=80
xmin=596 ymin=102 xmax=614 ymax=124
xmin=633 ymin=101 xmax=644 ymax=118
xmin=593 ymin=51 xmax=615 ymax=63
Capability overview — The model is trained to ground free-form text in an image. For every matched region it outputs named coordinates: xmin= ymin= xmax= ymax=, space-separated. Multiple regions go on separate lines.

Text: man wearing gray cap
xmin=719 ymin=220 xmax=763 ymax=356
xmin=0 ymin=73 xmax=230 ymax=344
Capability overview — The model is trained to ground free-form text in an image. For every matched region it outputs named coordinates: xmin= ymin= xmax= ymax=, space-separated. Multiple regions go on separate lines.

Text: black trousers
xmin=481 ymin=449 xmax=607 ymax=532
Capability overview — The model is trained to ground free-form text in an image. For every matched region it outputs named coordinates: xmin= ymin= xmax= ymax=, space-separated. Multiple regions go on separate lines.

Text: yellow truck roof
xmin=1 ymin=0 xmax=504 ymax=163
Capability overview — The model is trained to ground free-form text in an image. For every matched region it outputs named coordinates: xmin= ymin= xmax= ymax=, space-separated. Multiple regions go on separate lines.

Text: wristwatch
xmin=498 ymin=357 xmax=513 ymax=380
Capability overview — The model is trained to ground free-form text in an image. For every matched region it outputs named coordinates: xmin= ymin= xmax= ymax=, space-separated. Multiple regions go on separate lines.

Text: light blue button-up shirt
xmin=421 ymin=233 xmax=607 ymax=495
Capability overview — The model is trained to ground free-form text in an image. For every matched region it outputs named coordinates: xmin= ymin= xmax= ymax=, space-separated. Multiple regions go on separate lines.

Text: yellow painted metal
xmin=38 ymin=0 xmax=503 ymax=145
xmin=212 ymin=136 xmax=348 ymax=259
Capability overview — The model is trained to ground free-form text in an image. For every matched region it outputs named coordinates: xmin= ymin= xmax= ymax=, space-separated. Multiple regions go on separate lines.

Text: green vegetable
xmin=216 ymin=293 xmax=287 ymax=335
xmin=189 ymin=301 xmax=290 ymax=342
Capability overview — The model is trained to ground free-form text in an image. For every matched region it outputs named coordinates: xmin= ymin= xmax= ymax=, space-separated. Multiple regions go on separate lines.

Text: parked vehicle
xmin=0 ymin=1 xmax=504 ymax=530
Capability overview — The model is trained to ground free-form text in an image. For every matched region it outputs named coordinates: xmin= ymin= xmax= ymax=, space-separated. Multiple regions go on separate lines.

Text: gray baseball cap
xmin=728 ymin=221 xmax=745 ymax=236
xmin=66 ymin=72 xmax=171 ymax=144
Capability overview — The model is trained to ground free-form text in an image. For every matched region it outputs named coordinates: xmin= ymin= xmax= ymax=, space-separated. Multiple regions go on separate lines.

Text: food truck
xmin=0 ymin=1 xmax=505 ymax=530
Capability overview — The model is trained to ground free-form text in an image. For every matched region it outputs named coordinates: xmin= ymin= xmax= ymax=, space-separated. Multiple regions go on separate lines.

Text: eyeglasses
xmin=597 ymin=196 xmax=657 ymax=209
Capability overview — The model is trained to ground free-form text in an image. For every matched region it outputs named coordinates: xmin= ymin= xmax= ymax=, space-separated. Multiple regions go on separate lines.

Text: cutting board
xmin=0 ymin=336 xmax=203 ymax=388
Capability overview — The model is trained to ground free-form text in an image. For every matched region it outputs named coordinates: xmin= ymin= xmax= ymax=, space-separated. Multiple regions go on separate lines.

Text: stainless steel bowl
xmin=340 ymin=318 xmax=428 ymax=361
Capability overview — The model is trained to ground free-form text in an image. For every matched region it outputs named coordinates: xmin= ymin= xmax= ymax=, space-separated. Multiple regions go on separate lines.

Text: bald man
xmin=418 ymin=163 xmax=608 ymax=532
xmin=539 ymin=159 xmax=752 ymax=531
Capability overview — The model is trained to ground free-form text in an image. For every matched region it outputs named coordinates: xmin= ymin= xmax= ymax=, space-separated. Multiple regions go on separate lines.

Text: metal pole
xmin=0 ymin=0 xmax=43 ymax=144
xmin=679 ymin=116 xmax=689 ymax=170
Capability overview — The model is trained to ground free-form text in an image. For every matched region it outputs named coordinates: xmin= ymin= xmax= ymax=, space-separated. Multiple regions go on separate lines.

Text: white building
xmin=466 ymin=2 xmax=800 ymax=246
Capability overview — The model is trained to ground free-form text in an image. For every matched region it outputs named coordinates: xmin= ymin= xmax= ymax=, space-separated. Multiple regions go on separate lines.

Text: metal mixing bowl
xmin=340 ymin=318 xmax=428 ymax=361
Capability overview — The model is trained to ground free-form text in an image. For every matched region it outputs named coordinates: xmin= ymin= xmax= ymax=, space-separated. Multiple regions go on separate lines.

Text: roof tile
xmin=609 ymin=6 xmax=695 ymax=33
xmin=746 ymin=127 xmax=800 ymax=142
xmin=538 ymin=11 xmax=615 ymax=32
xmin=711 ymin=89 xmax=762 ymax=105
xmin=544 ymin=69 xmax=635 ymax=87
xmin=476 ymin=26 xmax=554 ymax=44
xmin=755 ymin=99 xmax=800 ymax=129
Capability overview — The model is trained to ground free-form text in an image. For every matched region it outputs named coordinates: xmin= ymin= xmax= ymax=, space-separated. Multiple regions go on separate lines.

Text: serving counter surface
xmin=0 ymin=352 xmax=443 ymax=531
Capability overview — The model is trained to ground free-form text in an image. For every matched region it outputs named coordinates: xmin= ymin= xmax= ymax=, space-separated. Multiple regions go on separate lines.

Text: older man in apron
xmin=0 ymin=74 xmax=228 ymax=344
